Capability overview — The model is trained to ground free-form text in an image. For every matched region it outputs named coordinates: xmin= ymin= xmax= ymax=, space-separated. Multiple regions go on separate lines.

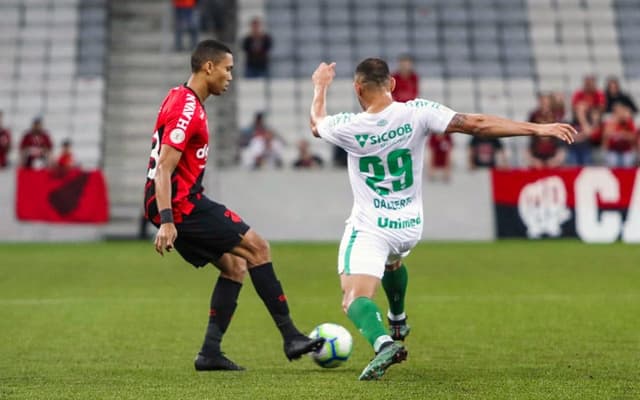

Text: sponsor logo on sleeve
xmin=170 ymin=128 xmax=186 ymax=144
xmin=169 ymin=93 xmax=198 ymax=144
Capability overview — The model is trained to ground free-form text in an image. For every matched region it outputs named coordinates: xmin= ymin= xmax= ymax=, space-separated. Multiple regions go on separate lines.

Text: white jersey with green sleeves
xmin=317 ymin=99 xmax=456 ymax=242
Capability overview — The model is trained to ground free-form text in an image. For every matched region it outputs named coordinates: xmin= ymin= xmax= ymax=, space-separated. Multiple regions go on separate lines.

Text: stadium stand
xmin=232 ymin=0 xmax=639 ymax=170
xmin=0 ymin=0 xmax=106 ymax=168
xmin=614 ymin=0 xmax=640 ymax=83
xmin=0 ymin=0 xmax=107 ymax=240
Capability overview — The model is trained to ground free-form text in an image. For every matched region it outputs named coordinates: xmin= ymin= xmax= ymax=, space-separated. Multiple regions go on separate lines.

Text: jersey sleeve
xmin=406 ymin=98 xmax=456 ymax=135
xmin=160 ymin=91 xmax=198 ymax=152
xmin=316 ymin=112 xmax=361 ymax=152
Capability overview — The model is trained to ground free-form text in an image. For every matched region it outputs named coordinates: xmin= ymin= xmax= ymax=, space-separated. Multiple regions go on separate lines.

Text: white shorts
xmin=337 ymin=224 xmax=418 ymax=279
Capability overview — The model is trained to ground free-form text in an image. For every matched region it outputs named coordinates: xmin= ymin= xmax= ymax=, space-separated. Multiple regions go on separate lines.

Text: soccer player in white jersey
xmin=310 ymin=59 xmax=576 ymax=381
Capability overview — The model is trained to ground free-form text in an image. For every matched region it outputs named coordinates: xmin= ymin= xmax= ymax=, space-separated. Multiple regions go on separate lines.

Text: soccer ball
xmin=309 ymin=323 xmax=353 ymax=368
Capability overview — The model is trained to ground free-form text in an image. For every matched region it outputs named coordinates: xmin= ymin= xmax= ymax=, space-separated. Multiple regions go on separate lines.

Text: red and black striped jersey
xmin=144 ymin=85 xmax=209 ymax=224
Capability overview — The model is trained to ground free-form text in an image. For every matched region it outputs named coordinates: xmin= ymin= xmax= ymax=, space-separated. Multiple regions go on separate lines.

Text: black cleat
xmin=284 ymin=335 xmax=326 ymax=361
xmin=194 ymin=352 xmax=245 ymax=371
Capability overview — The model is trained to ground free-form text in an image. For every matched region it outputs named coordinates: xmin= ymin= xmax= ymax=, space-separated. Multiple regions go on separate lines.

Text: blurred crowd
xmin=168 ymin=5 xmax=640 ymax=175
xmin=0 ymin=112 xmax=76 ymax=173
xmin=236 ymin=53 xmax=639 ymax=177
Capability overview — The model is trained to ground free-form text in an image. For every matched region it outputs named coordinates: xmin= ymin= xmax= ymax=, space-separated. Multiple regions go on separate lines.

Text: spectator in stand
xmin=391 ymin=54 xmax=419 ymax=103
xmin=528 ymin=93 xmax=569 ymax=168
xmin=571 ymin=76 xmax=603 ymax=164
xmin=584 ymin=107 xmax=605 ymax=164
xmin=241 ymin=129 xmax=284 ymax=169
xmin=242 ymin=17 xmax=272 ymax=78
xmin=427 ymin=132 xmax=452 ymax=182
xmin=200 ymin=0 xmax=226 ymax=39
xmin=19 ymin=117 xmax=52 ymax=169
xmin=173 ymin=0 xmax=198 ymax=51
xmin=572 ymin=75 xmax=606 ymax=132
xmin=529 ymin=93 xmax=557 ymax=124
xmin=551 ymin=91 xmax=567 ymax=122
xmin=56 ymin=139 xmax=75 ymax=170
xmin=0 ymin=110 xmax=11 ymax=168
xmin=605 ymin=76 xmax=637 ymax=114
xmin=292 ymin=139 xmax=323 ymax=169
xmin=468 ymin=136 xmax=506 ymax=169
xmin=602 ymin=103 xmax=637 ymax=168
xmin=527 ymin=136 xmax=566 ymax=169
xmin=238 ymin=112 xmax=271 ymax=149
xmin=568 ymin=99 xmax=595 ymax=166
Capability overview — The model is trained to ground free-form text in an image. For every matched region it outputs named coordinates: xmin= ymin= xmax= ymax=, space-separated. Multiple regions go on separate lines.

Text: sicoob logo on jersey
xmin=354 ymin=123 xmax=413 ymax=148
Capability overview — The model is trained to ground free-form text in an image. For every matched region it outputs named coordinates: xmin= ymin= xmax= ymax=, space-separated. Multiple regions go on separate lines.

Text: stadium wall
xmin=0 ymin=168 xmax=493 ymax=242
xmin=207 ymin=169 xmax=495 ymax=241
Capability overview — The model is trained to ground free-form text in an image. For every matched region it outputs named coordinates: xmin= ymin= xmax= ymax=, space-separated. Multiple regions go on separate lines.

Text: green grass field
xmin=0 ymin=241 xmax=638 ymax=399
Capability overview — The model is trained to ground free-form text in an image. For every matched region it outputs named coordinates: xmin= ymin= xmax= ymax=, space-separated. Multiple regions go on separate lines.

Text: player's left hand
xmin=312 ymin=62 xmax=336 ymax=87
xmin=536 ymin=123 xmax=578 ymax=144
xmin=155 ymin=223 xmax=177 ymax=256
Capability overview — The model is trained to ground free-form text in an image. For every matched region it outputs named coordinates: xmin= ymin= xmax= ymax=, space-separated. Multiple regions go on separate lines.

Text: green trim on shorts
xmin=344 ymin=229 xmax=358 ymax=275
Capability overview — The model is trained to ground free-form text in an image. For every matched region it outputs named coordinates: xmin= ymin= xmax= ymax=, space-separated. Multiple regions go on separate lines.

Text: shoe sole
xmin=359 ymin=347 xmax=408 ymax=381
xmin=194 ymin=365 xmax=245 ymax=371
xmin=286 ymin=337 xmax=326 ymax=361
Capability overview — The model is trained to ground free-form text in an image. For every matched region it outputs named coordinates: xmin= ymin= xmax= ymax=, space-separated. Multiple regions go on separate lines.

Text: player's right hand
xmin=155 ymin=223 xmax=177 ymax=256
xmin=536 ymin=123 xmax=578 ymax=144
xmin=312 ymin=62 xmax=336 ymax=87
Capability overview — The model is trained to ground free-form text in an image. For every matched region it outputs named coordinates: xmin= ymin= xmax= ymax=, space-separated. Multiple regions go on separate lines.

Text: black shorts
xmin=170 ymin=196 xmax=250 ymax=268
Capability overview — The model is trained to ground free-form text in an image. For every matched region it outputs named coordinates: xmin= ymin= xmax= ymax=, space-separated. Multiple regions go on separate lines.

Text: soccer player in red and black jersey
xmin=144 ymin=40 xmax=323 ymax=371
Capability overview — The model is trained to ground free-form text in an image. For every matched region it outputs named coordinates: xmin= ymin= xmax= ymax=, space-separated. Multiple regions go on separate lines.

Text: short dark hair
xmin=355 ymin=58 xmax=391 ymax=88
xmin=191 ymin=40 xmax=232 ymax=72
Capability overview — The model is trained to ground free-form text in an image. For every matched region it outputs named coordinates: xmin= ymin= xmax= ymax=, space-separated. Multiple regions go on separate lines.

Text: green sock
xmin=382 ymin=264 xmax=408 ymax=318
xmin=347 ymin=297 xmax=392 ymax=352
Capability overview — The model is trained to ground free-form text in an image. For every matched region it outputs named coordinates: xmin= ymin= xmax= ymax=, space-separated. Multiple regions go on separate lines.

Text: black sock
xmin=249 ymin=262 xmax=301 ymax=341
xmin=199 ymin=277 xmax=242 ymax=357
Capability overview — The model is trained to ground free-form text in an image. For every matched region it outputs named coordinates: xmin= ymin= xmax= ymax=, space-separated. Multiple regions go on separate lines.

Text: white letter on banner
xmin=575 ymin=168 xmax=621 ymax=243
xmin=622 ymin=169 xmax=640 ymax=243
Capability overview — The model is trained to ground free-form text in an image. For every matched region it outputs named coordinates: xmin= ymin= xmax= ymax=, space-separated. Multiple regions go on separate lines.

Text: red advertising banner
xmin=15 ymin=168 xmax=109 ymax=224
xmin=491 ymin=168 xmax=640 ymax=243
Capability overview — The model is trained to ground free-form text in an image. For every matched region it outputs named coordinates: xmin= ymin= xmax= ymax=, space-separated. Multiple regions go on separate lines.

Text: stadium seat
xmin=420 ymin=78 xmax=445 ymax=102
xmin=325 ymin=7 xmax=350 ymax=24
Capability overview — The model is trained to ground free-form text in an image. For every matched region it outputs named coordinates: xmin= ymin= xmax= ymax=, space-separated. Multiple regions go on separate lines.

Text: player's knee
xmin=249 ymin=235 xmax=271 ymax=264
xmin=228 ymin=258 xmax=248 ymax=281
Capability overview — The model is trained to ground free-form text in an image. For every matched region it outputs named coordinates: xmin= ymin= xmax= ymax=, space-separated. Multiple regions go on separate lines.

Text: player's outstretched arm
xmin=153 ymin=145 xmax=182 ymax=256
xmin=445 ymin=113 xmax=577 ymax=144
xmin=310 ymin=62 xmax=336 ymax=137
